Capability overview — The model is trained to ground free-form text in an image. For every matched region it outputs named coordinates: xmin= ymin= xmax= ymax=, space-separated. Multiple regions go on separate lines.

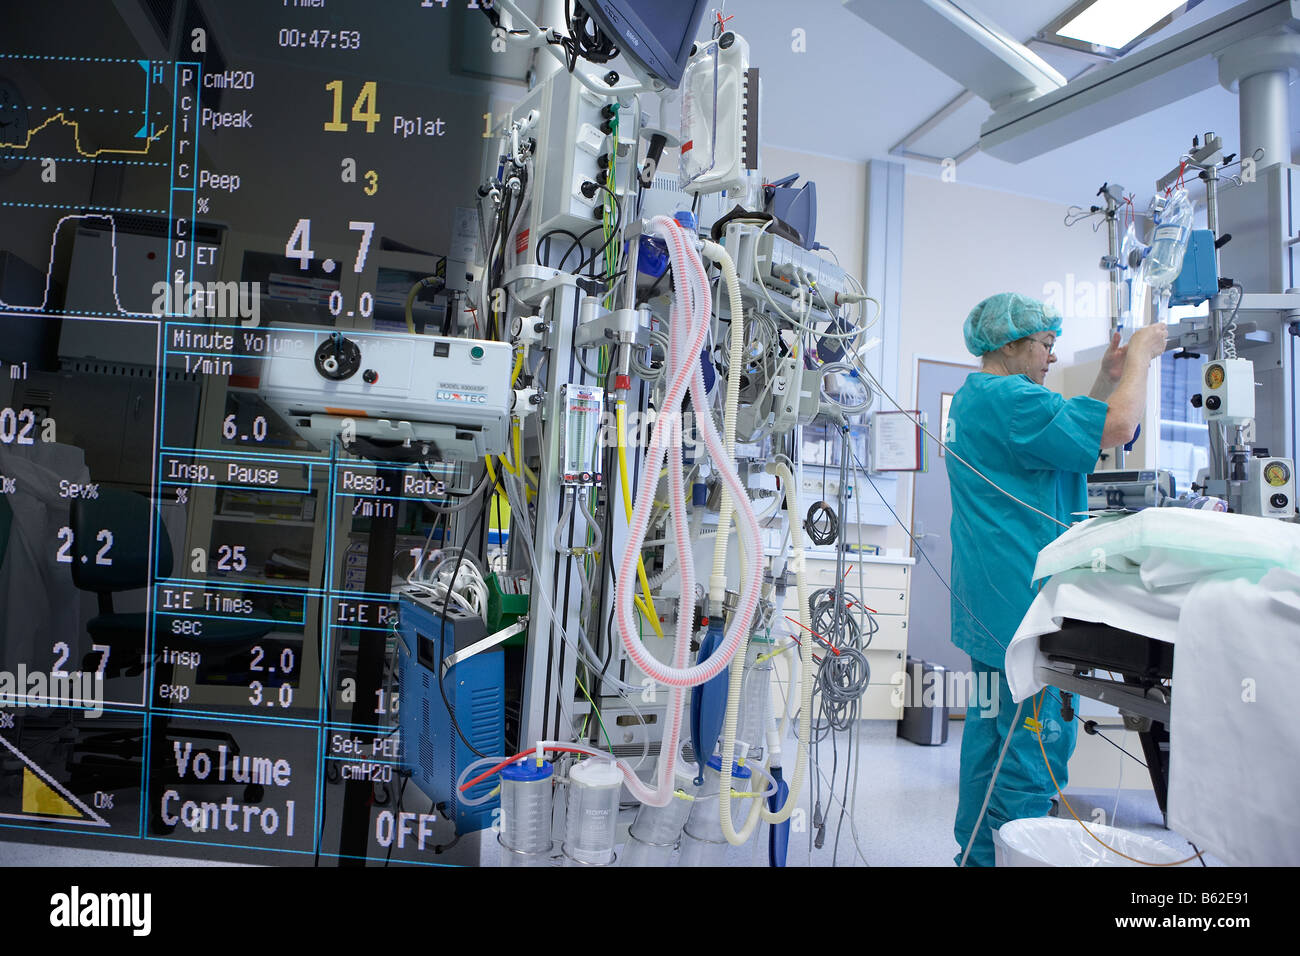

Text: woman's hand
xmin=1090 ymin=331 xmax=1127 ymax=399
xmin=1099 ymin=324 xmax=1168 ymax=446
xmin=1129 ymin=323 xmax=1169 ymax=362
xmin=1099 ymin=330 xmax=1127 ymax=384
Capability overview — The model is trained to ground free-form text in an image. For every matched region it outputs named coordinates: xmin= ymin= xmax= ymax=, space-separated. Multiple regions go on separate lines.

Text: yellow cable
xmin=495 ymin=392 xmax=653 ymax=630
xmin=403 ymin=283 xmax=419 ymax=333
xmin=499 ymin=420 xmax=523 ymax=477
xmin=403 ymin=275 xmax=441 ymax=333
xmin=500 ymin=349 xmax=525 ymax=478
xmin=1030 ymin=691 xmax=1201 ymax=866
xmin=755 ymin=642 xmax=797 ymax=665
xmin=616 ymin=401 xmax=664 ymax=639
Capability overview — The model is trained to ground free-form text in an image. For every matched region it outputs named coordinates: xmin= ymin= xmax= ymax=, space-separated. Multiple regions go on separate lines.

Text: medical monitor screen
xmin=583 ymin=0 xmax=709 ymax=88
xmin=640 ymin=0 xmax=708 ymax=62
xmin=0 ymin=0 xmax=515 ymax=868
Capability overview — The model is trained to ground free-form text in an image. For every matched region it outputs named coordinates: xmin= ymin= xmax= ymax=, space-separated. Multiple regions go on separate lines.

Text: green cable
xmin=574 ymin=669 xmax=613 ymax=752
xmin=579 ymin=664 xmax=592 ymax=740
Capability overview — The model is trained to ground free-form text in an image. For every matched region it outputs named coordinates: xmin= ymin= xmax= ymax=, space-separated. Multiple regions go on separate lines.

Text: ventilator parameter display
xmin=0 ymin=0 xmax=498 ymax=865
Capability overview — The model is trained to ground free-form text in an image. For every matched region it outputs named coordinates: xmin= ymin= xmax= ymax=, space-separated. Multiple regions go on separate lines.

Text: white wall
xmin=898 ymin=172 xmax=1112 ymax=409
xmin=888 ymin=172 xmax=1113 ymax=552
xmin=755 ymin=150 xmax=1119 ymax=550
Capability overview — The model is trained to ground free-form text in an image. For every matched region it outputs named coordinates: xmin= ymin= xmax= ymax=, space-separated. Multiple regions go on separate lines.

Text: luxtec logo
xmin=49 ymin=886 xmax=151 ymax=937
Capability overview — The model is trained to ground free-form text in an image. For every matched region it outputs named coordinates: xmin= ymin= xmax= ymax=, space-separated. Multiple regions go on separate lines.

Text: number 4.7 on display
xmin=285 ymin=218 xmax=374 ymax=273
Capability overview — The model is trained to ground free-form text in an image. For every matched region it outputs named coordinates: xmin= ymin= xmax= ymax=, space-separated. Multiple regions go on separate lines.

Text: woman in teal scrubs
xmin=945 ymin=292 xmax=1167 ymax=866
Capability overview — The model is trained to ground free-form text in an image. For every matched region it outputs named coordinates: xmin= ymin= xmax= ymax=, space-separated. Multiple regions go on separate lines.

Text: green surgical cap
xmin=963 ymin=293 xmax=1063 ymax=356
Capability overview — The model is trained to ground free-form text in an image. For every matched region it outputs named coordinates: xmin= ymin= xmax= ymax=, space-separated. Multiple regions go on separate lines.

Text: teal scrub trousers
xmin=944 ymin=372 xmax=1107 ymax=867
xmin=953 ymin=658 xmax=1077 ymax=867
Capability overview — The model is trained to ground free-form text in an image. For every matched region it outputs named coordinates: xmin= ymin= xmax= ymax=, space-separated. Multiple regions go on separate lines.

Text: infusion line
xmin=848 ymin=446 xmax=1160 ymax=865
xmin=1030 ymin=691 xmax=1201 ymax=867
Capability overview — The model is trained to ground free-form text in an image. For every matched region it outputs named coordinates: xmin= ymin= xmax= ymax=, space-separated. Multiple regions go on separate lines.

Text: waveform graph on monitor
xmin=0 ymin=55 xmax=202 ymax=318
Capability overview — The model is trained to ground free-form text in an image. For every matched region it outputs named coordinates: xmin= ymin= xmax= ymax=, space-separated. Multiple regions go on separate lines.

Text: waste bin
xmin=993 ymin=818 xmax=1191 ymax=867
xmin=897 ymin=656 xmax=949 ymax=745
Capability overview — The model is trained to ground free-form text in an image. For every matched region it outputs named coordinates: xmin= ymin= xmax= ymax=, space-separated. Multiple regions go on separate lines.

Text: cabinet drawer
xmin=801 ymin=558 xmax=910 ymax=592
xmin=776 ymin=609 xmax=908 ymax=652
xmin=854 ymin=586 xmax=907 ymax=616
xmin=860 ymin=681 xmax=902 ymax=720
xmin=863 ymin=613 xmax=908 ymax=651
xmin=771 ymin=650 xmax=909 ymax=719
xmin=851 ymin=562 xmax=911 ymax=591
xmin=784 ymin=583 xmax=907 ymax=616
xmin=865 ymin=648 xmax=906 ymax=691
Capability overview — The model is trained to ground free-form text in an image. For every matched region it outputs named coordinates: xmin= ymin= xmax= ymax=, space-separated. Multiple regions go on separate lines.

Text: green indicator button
xmin=470 ymin=345 xmax=484 ymax=360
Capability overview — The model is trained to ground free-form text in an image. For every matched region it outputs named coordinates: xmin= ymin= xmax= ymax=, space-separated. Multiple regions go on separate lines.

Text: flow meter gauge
xmin=1245 ymin=457 xmax=1295 ymax=519
xmin=1199 ymin=358 xmax=1254 ymax=424
xmin=558 ymin=383 xmax=604 ymax=485
xmin=1263 ymin=461 xmax=1291 ymax=487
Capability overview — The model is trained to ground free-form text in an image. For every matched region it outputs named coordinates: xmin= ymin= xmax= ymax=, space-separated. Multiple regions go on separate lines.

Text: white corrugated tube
xmin=699 ymin=238 xmax=746 ymax=612
xmin=717 ymin=459 xmax=814 ymax=841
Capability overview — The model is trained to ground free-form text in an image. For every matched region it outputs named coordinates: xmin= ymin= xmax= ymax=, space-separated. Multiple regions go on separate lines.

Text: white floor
xmin=596 ymin=718 xmax=1217 ymax=868
xmin=775 ymin=719 xmax=1221 ymax=867
xmin=0 ymin=719 xmax=1221 ymax=868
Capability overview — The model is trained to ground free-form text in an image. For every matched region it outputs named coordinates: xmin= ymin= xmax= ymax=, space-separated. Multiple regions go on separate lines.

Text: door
xmin=908 ymin=358 xmax=978 ymax=701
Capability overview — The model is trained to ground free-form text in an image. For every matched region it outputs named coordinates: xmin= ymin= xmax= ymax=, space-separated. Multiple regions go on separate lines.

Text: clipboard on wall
xmin=870 ymin=410 xmax=924 ymax=472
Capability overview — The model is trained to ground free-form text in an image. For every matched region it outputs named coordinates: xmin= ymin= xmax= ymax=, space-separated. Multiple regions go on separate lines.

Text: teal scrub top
xmin=944 ymin=373 xmax=1108 ymax=669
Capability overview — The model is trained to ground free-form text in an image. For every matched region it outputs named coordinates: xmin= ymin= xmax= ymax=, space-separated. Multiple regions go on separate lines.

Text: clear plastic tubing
xmin=499 ymin=759 xmax=553 ymax=864
xmin=737 ymin=659 xmax=772 ymax=754
xmin=622 ymin=770 xmax=697 ymax=867
xmin=563 ymin=760 xmax=622 ymax=866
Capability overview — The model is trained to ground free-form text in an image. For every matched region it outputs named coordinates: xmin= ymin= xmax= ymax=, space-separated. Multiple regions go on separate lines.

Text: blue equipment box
xmin=396 ymin=587 xmax=504 ymax=833
xmin=1170 ymin=229 xmax=1218 ymax=306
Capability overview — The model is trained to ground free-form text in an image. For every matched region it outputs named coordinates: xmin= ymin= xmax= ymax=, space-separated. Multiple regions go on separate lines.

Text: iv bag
xmin=680 ymin=44 xmax=720 ymax=185
xmin=680 ymin=35 xmax=750 ymax=195
xmin=1119 ymin=223 xmax=1148 ymax=326
xmin=1145 ymin=187 xmax=1193 ymax=291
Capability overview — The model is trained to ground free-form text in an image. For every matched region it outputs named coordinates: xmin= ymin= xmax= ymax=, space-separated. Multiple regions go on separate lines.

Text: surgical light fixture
xmin=1040 ymin=0 xmax=1204 ymax=58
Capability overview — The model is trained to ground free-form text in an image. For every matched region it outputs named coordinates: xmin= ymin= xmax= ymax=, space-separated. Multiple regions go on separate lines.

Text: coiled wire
xmin=806 ymin=587 xmax=876 ymax=736
xmin=1220 ymin=283 xmax=1242 ymax=361
xmin=630 ymin=327 xmax=671 ymax=381
xmin=815 ymin=645 xmax=871 ymax=733
xmin=805 ymin=501 xmax=839 ymax=546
